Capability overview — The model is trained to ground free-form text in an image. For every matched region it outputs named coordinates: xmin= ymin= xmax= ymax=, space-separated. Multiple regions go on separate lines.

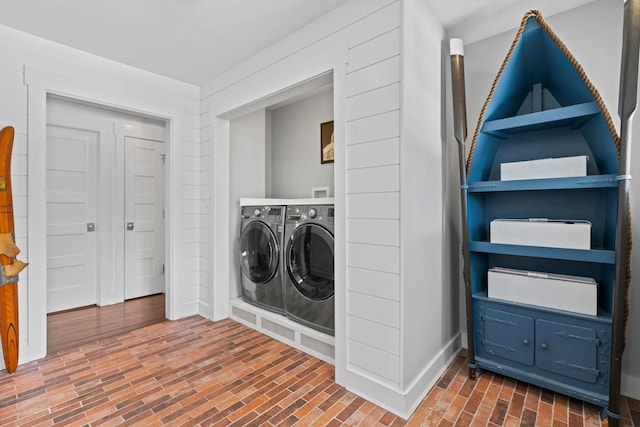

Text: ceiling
xmin=0 ymin=0 xmax=597 ymax=86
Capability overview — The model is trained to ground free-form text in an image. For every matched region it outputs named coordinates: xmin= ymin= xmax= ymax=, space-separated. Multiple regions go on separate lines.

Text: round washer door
xmin=287 ymin=223 xmax=334 ymax=301
xmin=239 ymin=221 xmax=279 ymax=284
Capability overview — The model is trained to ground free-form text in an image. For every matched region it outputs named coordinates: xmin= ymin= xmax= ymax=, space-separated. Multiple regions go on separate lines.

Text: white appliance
xmin=500 ymin=155 xmax=588 ymax=181
xmin=488 ymin=267 xmax=598 ymax=316
xmin=490 ymin=218 xmax=591 ymax=250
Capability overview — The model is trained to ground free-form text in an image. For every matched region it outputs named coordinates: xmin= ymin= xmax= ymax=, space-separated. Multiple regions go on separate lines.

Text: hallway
xmin=47 ymin=294 xmax=165 ymax=354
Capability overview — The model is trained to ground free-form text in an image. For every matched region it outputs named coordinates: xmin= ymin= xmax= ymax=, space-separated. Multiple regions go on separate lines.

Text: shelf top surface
xmin=467 ymin=174 xmax=619 ymax=192
xmin=470 ymin=241 xmax=615 ymax=264
xmin=473 ymin=291 xmax=612 ymax=322
xmin=481 ymin=102 xmax=599 ymax=135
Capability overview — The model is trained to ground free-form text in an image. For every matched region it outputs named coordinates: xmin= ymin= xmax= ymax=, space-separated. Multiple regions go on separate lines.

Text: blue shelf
xmin=481 ymin=102 xmax=599 ymax=137
xmin=473 ymin=291 xmax=612 ymax=322
xmin=468 ymin=175 xmax=618 ymax=193
xmin=469 ymin=241 xmax=615 ymax=264
xmin=464 ymin=14 xmax=619 ymax=409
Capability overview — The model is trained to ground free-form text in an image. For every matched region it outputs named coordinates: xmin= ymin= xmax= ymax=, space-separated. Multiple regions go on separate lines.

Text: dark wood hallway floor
xmin=47 ymin=293 xmax=166 ymax=354
xmin=3 ymin=315 xmax=639 ymax=426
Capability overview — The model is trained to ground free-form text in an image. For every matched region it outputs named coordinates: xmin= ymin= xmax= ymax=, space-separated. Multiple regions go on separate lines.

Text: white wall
xmin=448 ymin=0 xmax=640 ymax=399
xmin=201 ymin=0 xmax=449 ymax=417
xmin=229 ymin=109 xmax=267 ymax=299
xmin=269 ymin=89 xmax=334 ymax=198
xmin=400 ymin=0 xmax=455 ymax=390
xmin=0 ymin=23 xmax=199 ymax=368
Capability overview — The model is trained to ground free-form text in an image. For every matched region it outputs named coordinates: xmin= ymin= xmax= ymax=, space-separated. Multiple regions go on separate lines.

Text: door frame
xmin=25 ymin=67 xmax=182 ymax=363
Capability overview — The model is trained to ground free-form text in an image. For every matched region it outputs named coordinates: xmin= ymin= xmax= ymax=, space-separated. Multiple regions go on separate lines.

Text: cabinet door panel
xmin=482 ymin=309 xmax=534 ymax=366
xmin=536 ymin=319 xmax=599 ymax=383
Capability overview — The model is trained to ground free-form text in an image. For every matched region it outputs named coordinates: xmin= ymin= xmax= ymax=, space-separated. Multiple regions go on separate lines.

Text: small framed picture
xmin=320 ymin=121 xmax=334 ymax=164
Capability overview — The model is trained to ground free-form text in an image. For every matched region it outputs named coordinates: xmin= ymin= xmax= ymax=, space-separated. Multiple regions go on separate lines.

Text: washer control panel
xmin=286 ymin=205 xmax=334 ymax=223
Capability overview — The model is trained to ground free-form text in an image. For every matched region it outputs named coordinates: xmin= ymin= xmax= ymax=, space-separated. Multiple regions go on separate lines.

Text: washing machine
xmin=284 ymin=204 xmax=334 ymax=335
xmin=239 ymin=205 xmax=286 ymax=314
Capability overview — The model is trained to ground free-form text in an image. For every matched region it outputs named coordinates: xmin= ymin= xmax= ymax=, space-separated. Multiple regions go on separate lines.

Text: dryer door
xmin=287 ymin=223 xmax=334 ymax=301
xmin=239 ymin=221 xmax=279 ymax=284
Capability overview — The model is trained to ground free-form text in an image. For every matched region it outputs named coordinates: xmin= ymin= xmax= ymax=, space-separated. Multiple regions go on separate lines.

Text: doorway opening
xmin=45 ymin=96 xmax=168 ymax=352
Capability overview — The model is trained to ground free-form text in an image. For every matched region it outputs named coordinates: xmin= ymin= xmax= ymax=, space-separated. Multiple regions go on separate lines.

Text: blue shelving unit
xmin=465 ymin=15 xmax=620 ymax=412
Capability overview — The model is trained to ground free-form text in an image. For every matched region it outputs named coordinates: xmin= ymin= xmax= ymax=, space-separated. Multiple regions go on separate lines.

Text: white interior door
xmin=124 ymin=136 xmax=165 ymax=299
xmin=46 ymin=125 xmax=98 ymax=312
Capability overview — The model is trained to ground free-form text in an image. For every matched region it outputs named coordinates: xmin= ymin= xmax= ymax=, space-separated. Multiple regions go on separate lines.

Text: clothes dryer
xmin=284 ymin=204 xmax=334 ymax=335
xmin=239 ymin=205 xmax=286 ymax=314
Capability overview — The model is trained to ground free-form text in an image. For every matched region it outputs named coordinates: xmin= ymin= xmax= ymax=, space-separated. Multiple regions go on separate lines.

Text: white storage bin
xmin=500 ymin=155 xmax=588 ymax=181
xmin=488 ymin=267 xmax=598 ymax=315
xmin=490 ymin=218 xmax=591 ymax=250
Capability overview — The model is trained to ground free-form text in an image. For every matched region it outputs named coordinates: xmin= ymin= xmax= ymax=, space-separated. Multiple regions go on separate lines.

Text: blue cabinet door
xmin=482 ymin=309 xmax=534 ymax=366
xmin=536 ymin=319 xmax=600 ymax=383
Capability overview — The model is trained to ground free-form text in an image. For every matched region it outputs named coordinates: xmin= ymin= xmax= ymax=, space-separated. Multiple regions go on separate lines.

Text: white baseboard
xmin=346 ymin=332 xmax=462 ymax=419
xmin=621 ymin=372 xmax=640 ymax=401
xmin=198 ymin=301 xmax=211 ymax=319
xmin=461 ymin=331 xmax=468 ymax=349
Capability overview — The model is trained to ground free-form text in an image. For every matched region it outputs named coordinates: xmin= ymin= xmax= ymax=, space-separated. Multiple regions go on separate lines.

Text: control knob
xmin=254 ymin=209 xmax=261 ymax=217
xmin=309 ymin=208 xmax=317 ymax=218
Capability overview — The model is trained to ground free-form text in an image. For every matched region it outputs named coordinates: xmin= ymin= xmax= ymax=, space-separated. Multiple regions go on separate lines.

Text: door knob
xmin=87 ymin=223 xmax=95 ymax=232
xmin=127 ymin=222 xmax=134 ymax=231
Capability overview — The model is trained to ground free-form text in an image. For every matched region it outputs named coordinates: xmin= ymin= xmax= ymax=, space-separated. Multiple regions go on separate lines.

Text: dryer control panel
xmin=241 ymin=206 xmax=284 ymax=221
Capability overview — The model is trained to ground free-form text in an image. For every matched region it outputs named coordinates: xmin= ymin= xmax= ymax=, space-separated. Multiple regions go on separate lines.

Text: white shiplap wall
xmin=200 ymin=0 xmax=453 ymax=418
xmin=345 ymin=15 xmax=402 ymax=387
xmin=198 ymin=107 xmax=212 ymax=314
xmin=0 ymin=24 xmax=200 ymax=368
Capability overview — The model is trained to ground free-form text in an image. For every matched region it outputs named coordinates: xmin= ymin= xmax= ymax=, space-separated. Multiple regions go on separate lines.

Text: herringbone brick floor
xmin=0 ymin=316 xmax=638 ymax=426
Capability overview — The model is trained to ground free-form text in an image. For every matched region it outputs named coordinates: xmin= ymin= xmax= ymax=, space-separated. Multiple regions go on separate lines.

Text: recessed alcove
xmin=221 ymin=72 xmax=338 ymax=361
